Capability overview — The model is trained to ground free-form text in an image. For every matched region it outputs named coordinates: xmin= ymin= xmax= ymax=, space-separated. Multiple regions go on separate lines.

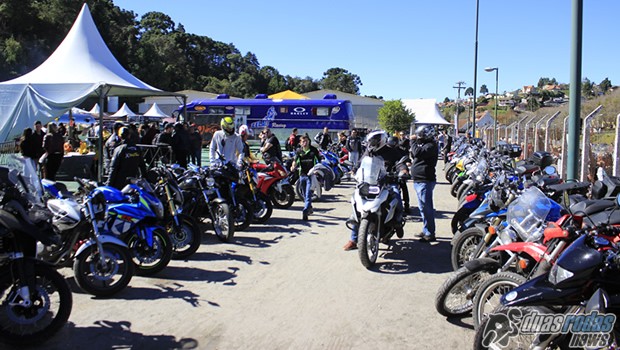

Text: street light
xmin=484 ymin=67 xmax=499 ymax=146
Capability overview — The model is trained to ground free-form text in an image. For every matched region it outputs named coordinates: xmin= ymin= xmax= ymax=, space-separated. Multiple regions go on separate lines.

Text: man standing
xmin=410 ymin=125 xmax=439 ymax=242
xmin=188 ymin=124 xmax=203 ymax=166
xmin=260 ymin=127 xmax=282 ymax=163
xmin=286 ymin=128 xmax=300 ymax=152
xmin=209 ymin=116 xmax=244 ymax=164
xmin=104 ymin=122 xmax=124 ymax=173
xmin=314 ymin=127 xmax=332 ymax=150
xmin=292 ymin=135 xmax=320 ymax=221
xmin=171 ymin=122 xmax=191 ymax=168
xmin=107 ymin=127 xmax=147 ymax=190
xmin=346 ymin=129 xmax=362 ymax=169
xmin=42 ymin=123 xmax=65 ymax=180
xmin=33 ymin=120 xmax=46 ymax=162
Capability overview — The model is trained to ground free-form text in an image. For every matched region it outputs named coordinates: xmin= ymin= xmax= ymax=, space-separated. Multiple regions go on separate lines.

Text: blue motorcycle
xmin=74 ymin=178 xmax=173 ymax=276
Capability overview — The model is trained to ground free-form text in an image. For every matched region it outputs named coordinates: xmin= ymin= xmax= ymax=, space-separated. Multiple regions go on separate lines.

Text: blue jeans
xmin=413 ymin=181 xmax=436 ymax=237
xmin=299 ymin=174 xmax=312 ymax=211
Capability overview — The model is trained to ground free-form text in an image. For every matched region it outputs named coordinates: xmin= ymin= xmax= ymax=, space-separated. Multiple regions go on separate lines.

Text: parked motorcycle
xmin=0 ymin=157 xmax=72 ymax=345
xmin=252 ymin=161 xmax=295 ymax=209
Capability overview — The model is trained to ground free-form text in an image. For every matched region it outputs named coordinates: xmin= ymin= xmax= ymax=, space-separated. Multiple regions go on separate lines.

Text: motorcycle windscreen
xmin=355 ymin=156 xmax=386 ymax=185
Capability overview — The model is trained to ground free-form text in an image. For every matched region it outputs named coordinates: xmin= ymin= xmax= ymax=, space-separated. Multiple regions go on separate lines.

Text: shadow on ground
xmin=23 ymin=320 xmax=199 ymax=350
xmin=370 ymin=237 xmax=453 ymax=274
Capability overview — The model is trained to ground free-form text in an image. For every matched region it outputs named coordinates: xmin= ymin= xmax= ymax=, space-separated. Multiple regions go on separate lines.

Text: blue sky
xmin=112 ymin=0 xmax=618 ymax=101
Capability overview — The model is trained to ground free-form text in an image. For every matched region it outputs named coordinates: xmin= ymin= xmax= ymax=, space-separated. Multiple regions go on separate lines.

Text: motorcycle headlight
xmin=206 ymin=177 xmax=215 ymax=187
xmin=548 ymin=264 xmax=574 ymax=285
xmin=153 ymin=200 xmax=164 ymax=219
xmin=498 ymin=228 xmax=516 ymax=245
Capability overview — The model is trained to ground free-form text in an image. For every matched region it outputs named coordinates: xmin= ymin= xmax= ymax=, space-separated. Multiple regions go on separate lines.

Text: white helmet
xmin=365 ymin=130 xmax=388 ymax=151
xmin=238 ymin=125 xmax=253 ymax=136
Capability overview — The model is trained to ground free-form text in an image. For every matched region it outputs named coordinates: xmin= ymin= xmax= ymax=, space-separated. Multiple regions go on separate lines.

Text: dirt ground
xmin=19 ymin=163 xmax=475 ymax=350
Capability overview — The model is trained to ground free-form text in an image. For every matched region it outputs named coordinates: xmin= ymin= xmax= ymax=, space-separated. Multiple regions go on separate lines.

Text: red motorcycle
xmin=251 ymin=161 xmax=296 ymax=209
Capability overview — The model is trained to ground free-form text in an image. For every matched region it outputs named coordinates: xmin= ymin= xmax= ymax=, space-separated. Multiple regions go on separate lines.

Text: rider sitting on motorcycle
xmin=343 ymin=131 xmax=406 ymax=251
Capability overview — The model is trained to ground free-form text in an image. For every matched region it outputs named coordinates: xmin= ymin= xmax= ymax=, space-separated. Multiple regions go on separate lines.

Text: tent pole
xmin=97 ymin=85 xmax=107 ymax=182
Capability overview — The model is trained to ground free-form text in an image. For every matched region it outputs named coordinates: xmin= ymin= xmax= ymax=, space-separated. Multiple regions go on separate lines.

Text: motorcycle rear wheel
xmin=167 ymin=214 xmax=202 ymax=260
xmin=73 ymin=243 xmax=134 ymax=297
xmin=269 ymin=185 xmax=295 ymax=209
xmin=357 ymin=219 xmax=379 ymax=269
xmin=0 ymin=263 xmax=72 ymax=345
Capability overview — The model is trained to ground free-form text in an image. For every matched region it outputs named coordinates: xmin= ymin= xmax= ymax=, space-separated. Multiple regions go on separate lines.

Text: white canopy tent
xmin=110 ymin=103 xmax=138 ymax=118
xmin=0 ymin=3 xmax=185 ymax=179
xmin=401 ymin=99 xmax=451 ymax=126
xmin=143 ymin=103 xmax=169 ymax=118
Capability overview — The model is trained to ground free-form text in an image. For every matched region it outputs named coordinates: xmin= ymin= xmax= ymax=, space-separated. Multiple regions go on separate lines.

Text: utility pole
xmin=472 ymin=0 xmax=480 ymax=138
xmin=453 ymin=81 xmax=466 ymax=137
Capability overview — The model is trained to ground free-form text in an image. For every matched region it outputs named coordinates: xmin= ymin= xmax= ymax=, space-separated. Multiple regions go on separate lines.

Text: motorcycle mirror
xmin=544 ymin=165 xmax=557 ymax=176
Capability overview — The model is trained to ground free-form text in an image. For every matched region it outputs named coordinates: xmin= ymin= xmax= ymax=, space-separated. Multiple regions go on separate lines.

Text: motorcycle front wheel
xmin=126 ymin=227 xmax=173 ymax=276
xmin=211 ymin=202 xmax=234 ymax=242
xmin=269 ymin=184 xmax=295 ymax=209
xmin=73 ymin=243 xmax=134 ymax=297
xmin=357 ymin=218 xmax=379 ymax=269
xmin=451 ymin=227 xmax=485 ymax=271
xmin=434 ymin=264 xmax=493 ymax=317
xmin=167 ymin=214 xmax=202 ymax=260
xmin=472 ymin=272 xmax=526 ymax=329
xmin=252 ymin=192 xmax=273 ymax=224
xmin=0 ymin=263 xmax=72 ymax=345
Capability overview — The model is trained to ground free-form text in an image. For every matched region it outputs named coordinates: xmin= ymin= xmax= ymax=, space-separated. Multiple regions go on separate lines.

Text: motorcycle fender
xmin=491 ymin=242 xmax=548 ymax=262
xmin=501 ymin=274 xmax=583 ymax=307
xmin=360 ymin=191 xmax=388 ymax=213
xmin=279 ymin=178 xmax=290 ymax=186
xmin=137 ymin=225 xmax=165 ymax=247
xmin=211 ymin=197 xmax=227 ymax=205
xmin=463 ymin=257 xmax=500 ymax=272
xmin=384 ymin=196 xmax=399 ymax=223
xmin=75 ymin=235 xmax=128 ymax=257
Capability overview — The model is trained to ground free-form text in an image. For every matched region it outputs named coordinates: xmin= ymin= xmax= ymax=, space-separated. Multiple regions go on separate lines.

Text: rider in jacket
xmin=107 ymin=127 xmax=147 ymax=190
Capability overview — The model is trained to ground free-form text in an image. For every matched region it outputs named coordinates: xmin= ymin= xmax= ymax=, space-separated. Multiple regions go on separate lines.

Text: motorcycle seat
xmin=546 ymin=181 xmax=590 ymax=193
xmin=570 ymin=199 xmax=615 ymax=216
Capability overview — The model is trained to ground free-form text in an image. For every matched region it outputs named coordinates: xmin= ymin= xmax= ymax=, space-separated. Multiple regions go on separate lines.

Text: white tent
xmin=88 ymin=104 xmax=101 ymax=115
xmin=401 ymin=99 xmax=451 ymax=125
xmin=0 ymin=3 xmax=184 ymax=141
xmin=110 ymin=103 xmax=138 ymax=118
xmin=143 ymin=103 xmax=169 ymax=118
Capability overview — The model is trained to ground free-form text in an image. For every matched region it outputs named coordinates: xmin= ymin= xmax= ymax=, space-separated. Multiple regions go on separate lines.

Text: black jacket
xmin=410 ymin=140 xmax=438 ymax=182
xmin=364 ymin=145 xmax=407 ymax=173
xmin=107 ymin=142 xmax=147 ymax=190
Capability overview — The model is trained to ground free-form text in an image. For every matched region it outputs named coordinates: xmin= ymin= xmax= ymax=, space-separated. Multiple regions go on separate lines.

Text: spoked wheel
xmin=472 ymin=272 xmax=526 ymax=329
xmin=252 ymin=192 xmax=273 ymax=224
xmin=212 ymin=202 xmax=234 ymax=242
xmin=435 ymin=265 xmax=492 ymax=317
xmin=0 ymin=263 xmax=72 ymax=345
xmin=451 ymin=227 xmax=485 ymax=270
xmin=451 ymin=206 xmax=476 ymax=234
xmin=357 ymin=219 xmax=379 ymax=269
xmin=167 ymin=214 xmax=202 ymax=260
xmin=73 ymin=243 xmax=134 ymax=297
xmin=269 ymin=184 xmax=295 ymax=209
xmin=126 ymin=228 xmax=173 ymax=276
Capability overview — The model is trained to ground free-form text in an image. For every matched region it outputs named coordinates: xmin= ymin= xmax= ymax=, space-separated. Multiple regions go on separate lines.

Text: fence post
xmin=544 ymin=111 xmax=562 ymax=153
xmin=560 ymin=116 xmax=570 ymax=178
xmin=580 ymin=105 xmax=603 ymax=182
xmin=534 ymin=114 xmax=549 ymax=152
xmin=523 ymin=115 xmax=538 ymax=159
xmin=614 ymin=114 xmax=620 ymax=176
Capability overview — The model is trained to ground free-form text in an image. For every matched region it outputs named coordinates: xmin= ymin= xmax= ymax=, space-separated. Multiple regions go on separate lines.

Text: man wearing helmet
xmin=107 ymin=127 xmax=147 ymax=190
xmin=410 ymin=125 xmax=439 ymax=242
xmin=209 ymin=116 xmax=244 ymax=165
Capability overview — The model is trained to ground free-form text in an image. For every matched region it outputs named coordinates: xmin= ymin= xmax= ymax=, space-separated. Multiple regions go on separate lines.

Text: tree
xmin=600 ymin=77 xmax=612 ymax=93
xmin=319 ymin=67 xmax=362 ymax=94
xmin=465 ymin=87 xmax=474 ymax=97
xmin=480 ymin=84 xmax=488 ymax=95
xmin=377 ymin=100 xmax=415 ymax=134
xmin=537 ymin=77 xmax=557 ymax=88
xmin=582 ymin=78 xmax=594 ymax=97
xmin=526 ymin=96 xmax=540 ymax=111
xmin=443 ymin=97 xmax=451 ymax=104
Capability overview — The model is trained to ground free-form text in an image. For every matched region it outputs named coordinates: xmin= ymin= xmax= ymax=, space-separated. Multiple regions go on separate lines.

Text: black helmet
xmin=414 ymin=125 xmax=436 ymax=141
xmin=387 ymin=136 xmax=399 ymax=148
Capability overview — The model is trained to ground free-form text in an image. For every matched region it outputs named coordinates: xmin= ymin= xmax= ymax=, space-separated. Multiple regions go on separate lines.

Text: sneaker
xmin=302 ymin=209 xmax=308 ymax=221
xmin=343 ymin=240 xmax=357 ymax=251
xmin=395 ymin=226 xmax=404 ymax=239
xmin=308 ymin=206 xmax=314 ymax=215
xmin=419 ymin=235 xmax=436 ymax=243
xmin=415 ymin=232 xmax=426 ymax=238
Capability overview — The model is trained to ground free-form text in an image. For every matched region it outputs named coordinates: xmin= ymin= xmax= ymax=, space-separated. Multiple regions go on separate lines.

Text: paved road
xmin=22 ymin=163 xmax=475 ymax=350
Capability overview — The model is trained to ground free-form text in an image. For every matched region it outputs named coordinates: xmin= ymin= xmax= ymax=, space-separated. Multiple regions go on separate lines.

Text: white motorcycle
xmin=348 ymin=155 xmax=407 ymax=268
